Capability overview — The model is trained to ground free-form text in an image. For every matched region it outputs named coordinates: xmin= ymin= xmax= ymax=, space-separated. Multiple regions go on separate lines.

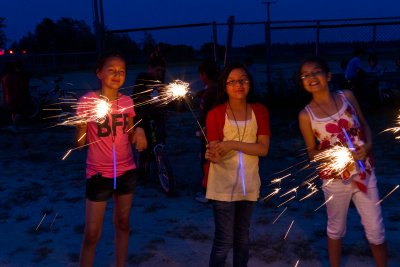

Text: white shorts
xmin=321 ymin=171 xmax=385 ymax=245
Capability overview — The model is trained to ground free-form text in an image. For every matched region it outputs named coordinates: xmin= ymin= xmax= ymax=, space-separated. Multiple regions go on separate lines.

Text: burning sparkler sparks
xmin=382 ymin=111 xmax=400 ymax=139
xmin=311 ymin=145 xmax=355 ymax=178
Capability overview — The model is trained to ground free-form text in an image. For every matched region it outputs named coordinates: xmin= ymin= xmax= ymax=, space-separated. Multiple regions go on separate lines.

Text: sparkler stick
xmin=294 ymin=260 xmax=300 ymax=267
xmin=284 ymin=220 xmax=295 ymax=240
xmin=36 ymin=213 xmax=47 ymax=231
xmin=376 ymin=184 xmax=399 ymax=205
xmin=272 ymin=207 xmax=287 ymax=224
xmin=239 ymin=152 xmax=246 ymax=196
xmin=341 ymin=128 xmax=365 ymax=172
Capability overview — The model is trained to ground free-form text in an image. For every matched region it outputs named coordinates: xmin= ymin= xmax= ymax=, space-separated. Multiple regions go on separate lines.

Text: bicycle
xmin=136 ymin=117 xmax=175 ymax=196
xmin=30 ymin=76 xmax=78 ymax=124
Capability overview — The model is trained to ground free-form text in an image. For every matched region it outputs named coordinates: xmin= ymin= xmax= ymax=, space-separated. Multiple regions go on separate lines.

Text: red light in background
xmin=8 ymin=50 xmax=14 ymax=54
xmin=22 ymin=50 xmax=27 ymax=54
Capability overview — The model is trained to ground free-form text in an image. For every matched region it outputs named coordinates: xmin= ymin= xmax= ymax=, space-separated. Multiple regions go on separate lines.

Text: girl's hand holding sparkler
xmin=75 ymin=122 xmax=87 ymax=148
xmin=351 ymin=142 xmax=371 ymax=162
xmin=130 ymin=127 xmax=147 ymax=151
xmin=205 ymin=142 xmax=223 ymax=163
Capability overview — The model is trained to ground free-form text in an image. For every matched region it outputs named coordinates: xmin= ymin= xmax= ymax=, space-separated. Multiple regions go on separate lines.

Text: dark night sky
xmin=2 ymin=0 xmax=399 ymax=47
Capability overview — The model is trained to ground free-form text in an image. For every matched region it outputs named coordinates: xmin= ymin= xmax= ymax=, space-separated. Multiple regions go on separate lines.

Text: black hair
xmin=198 ymin=59 xmax=220 ymax=82
xmin=217 ymin=62 xmax=255 ymax=104
xmin=95 ymin=51 xmax=126 ymax=73
xmin=296 ymin=56 xmax=330 ymax=89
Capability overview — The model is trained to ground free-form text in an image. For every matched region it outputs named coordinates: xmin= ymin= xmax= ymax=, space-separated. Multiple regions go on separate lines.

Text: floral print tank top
xmin=304 ymin=91 xmax=373 ymax=192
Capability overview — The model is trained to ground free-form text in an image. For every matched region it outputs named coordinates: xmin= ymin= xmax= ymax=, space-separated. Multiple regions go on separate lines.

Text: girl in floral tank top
xmin=304 ymin=90 xmax=374 ymax=192
xmin=298 ymin=56 xmax=387 ymax=267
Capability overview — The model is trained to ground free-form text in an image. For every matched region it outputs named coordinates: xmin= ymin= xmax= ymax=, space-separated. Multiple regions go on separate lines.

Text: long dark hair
xmin=217 ymin=62 xmax=255 ymax=104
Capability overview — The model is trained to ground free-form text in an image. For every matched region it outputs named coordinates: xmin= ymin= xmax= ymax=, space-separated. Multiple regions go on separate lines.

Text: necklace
xmin=228 ymin=101 xmax=247 ymax=142
xmin=313 ymin=93 xmax=340 ymax=123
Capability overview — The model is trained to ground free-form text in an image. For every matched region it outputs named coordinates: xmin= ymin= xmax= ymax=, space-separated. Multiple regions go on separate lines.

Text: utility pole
xmin=262 ymin=0 xmax=276 ymax=98
xmin=93 ymin=0 xmax=105 ymax=54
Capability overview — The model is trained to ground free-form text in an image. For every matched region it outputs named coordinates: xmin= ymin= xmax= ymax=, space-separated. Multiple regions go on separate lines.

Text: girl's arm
xmin=211 ymin=135 xmax=270 ymax=157
xmin=298 ymin=109 xmax=319 ymax=160
xmin=128 ymin=117 xmax=147 ymax=151
xmin=343 ymin=90 xmax=372 ymax=160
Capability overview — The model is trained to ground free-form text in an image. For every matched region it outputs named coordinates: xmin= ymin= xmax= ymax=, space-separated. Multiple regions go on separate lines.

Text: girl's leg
xmin=322 ymin=180 xmax=352 ymax=267
xmin=79 ymin=199 xmax=107 ymax=267
xmin=233 ymin=201 xmax=255 ymax=267
xmin=327 ymin=237 xmax=342 ymax=267
xmin=113 ymin=193 xmax=134 ymax=267
xmin=352 ymin=173 xmax=387 ymax=267
xmin=370 ymin=242 xmax=388 ymax=267
xmin=209 ymin=201 xmax=235 ymax=267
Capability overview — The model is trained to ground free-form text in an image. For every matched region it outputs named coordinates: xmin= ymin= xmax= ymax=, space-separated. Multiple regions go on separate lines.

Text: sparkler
xmin=382 ymin=111 xmax=400 ymax=139
xmin=341 ymin=128 xmax=365 ymax=172
xmin=312 ymin=145 xmax=354 ymax=178
xmin=58 ymin=96 xmax=112 ymax=126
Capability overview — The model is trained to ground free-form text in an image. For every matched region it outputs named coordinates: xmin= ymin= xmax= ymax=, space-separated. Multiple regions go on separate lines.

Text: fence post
xmin=224 ymin=16 xmax=235 ymax=67
xmin=212 ymin=21 xmax=219 ymax=63
xmin=315 ymin=20 xmax=320 ymax=56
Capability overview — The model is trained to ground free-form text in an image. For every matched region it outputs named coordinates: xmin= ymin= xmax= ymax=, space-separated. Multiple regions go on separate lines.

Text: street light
xmin=262 ymin=0 xmax=276 ymax=98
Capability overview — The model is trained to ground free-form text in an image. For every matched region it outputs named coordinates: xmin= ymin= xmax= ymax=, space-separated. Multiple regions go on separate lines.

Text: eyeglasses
xmin=300 ymin=70 xmax=324 ymax=80
xmin=226 ymin=79 xmax=250 ymax=87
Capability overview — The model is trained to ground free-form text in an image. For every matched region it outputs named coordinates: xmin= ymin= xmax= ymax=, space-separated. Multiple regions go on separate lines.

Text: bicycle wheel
xmin=154 ymin=147 xmax=174 ymax=195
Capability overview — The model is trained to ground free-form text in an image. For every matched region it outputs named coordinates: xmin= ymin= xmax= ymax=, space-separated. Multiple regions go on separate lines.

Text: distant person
xmin=195 ymin=59 xmax=220 ymax=203
xmin=366 ymin=54 xmax=384 ymax=75
xmin=205 ymin=63 xmax=270 ymax=266
xmin=1 ymin=61 xmax=24 ymax=132
xmin=76 ymin=51 xmax=147 ymax=267
xmin=297 ymin=56 xmax=387 ymax=267
xmin=345 ymin=48 xmax=367 ymax=106
xmin=132 ymin=54 xmax=167 ymax=183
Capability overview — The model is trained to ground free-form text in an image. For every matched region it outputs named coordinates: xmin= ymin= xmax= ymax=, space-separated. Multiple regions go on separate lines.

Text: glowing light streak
xmin=299 ymin=186 xmax=319 ymax=201
xmin=62 ymin=140 xmax=101 ymax=160
xmin=280 ymin=186 xmax=299 ymax=198
xmin=376 ymin=185 xmax=399 ymax=205
xmin=113 ymin=143 xmax=117 ymax=189
xmin=314 ymin=195 xmax=333 ymax=212
xmin=239 ymin=151 xmax=246 ymax=195
xmin=284 ymin=220 xmax=295 ymax=240
xmin=277 ymin=195 xmax=296 ymax=207
xmin=260 ymin=188 xmax=281 ymax=202
xmin=35 ymin=213 xmax=47 ymax=231
xmin=270 ymin=173 xmax=291 ymax=185
xmin=50 ymin=213 xmax=58 ymax=230
xmin=272 ymin=207 xmax=287 ymax=224
xmin=294 ymin=260 xmax=300 ymax=267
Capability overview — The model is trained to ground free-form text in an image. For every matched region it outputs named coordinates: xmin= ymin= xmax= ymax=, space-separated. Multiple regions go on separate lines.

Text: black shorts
xmin=86 ymin=169 xmax=137 ymax=201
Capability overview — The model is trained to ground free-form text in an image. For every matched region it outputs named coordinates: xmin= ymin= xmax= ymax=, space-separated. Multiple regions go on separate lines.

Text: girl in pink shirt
xmin=76 ymin=52 xmax=147 ymax=267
